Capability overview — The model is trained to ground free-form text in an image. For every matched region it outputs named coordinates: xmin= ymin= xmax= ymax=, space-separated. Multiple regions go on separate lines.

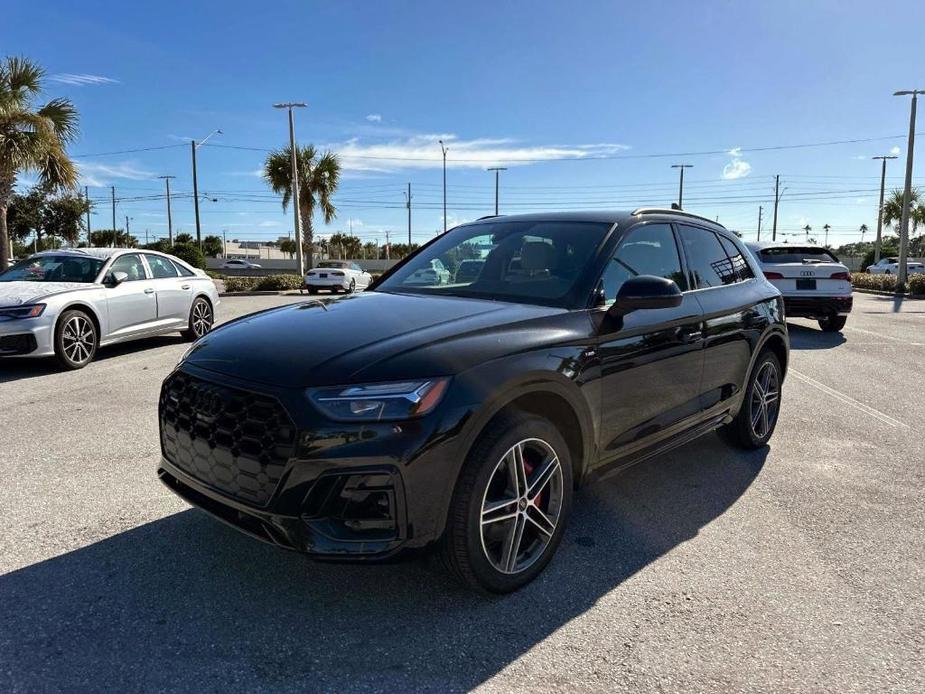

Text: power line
xmin=71 ymin=144 xmax=187 ymax=158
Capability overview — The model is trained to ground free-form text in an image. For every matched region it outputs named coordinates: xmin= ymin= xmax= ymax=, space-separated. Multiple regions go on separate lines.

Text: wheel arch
xmin=57 ymin=301 xmax=102 ymax=339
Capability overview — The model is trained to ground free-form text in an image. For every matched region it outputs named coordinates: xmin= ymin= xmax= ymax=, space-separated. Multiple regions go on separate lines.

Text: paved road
xmin=1 ymin=293 xmax=922 ymax=693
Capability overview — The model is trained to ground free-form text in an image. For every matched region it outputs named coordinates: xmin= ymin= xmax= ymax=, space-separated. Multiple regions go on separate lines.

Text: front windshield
xmin=377 ymin=220 xmax=613 ymax=305
xmin=0 ymin=255 xmax=105 ymax=283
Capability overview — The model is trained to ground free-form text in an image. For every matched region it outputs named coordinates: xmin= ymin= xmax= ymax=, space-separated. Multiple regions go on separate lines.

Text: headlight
xmin=308 ymin=378 xmax=449 ymax=422
xmin=0 ymin=303 xmax=46 ymax=319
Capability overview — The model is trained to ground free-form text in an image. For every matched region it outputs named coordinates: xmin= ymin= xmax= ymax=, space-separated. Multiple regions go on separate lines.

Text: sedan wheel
xmin=347 ymin=278 xmax=356 ymax=293
xmin=54 ymin=310 xmax=97 ymax=370
xmin=182 ymin=298 xmax=214 ymax=340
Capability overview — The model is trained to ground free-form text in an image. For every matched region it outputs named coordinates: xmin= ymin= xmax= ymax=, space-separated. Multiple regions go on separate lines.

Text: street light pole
xmin=404 ymin=182 xmax=412 ymax=246
xmin=191 ymin=129 xmax=222 ymax=253
xmin=439 ymin=140 xmax=448 ymax=232
xmin=893 ymin=89 xmax=923 ymax=286
xmin=274 ymin=103 xmax=308 ymax=276
xmin=872 ymin=155 xmax=897 ymax=264
xmin=84 ymin=186 xmax=91 ymax=245
xmin=158 ymin=175 xmax=176 ymax=245
xmin=671 ymin=164 xmax=693 ymax=208
xmin=487 ymin=167 xmax=507 ymax=215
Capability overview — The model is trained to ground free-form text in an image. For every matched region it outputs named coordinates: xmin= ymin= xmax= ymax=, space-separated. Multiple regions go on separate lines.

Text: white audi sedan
xmin=0 ymin=248 xmax=220 ymax=369
xmin=866 ymin=257 xmax=925 ymax=275
xmin=303 ymin=261 xmax=372 ymax=294
xmin=746 ymin=243 xmax=852 ymax=332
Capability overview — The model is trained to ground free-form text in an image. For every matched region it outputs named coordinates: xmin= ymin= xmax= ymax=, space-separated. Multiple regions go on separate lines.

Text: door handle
xmin=677 ymin=328 xmax=702 ymax=343
xmin=144 ymin=288 xmax=155 ymax=294
xmin=181 ymin=284 xmax=190 ymax=290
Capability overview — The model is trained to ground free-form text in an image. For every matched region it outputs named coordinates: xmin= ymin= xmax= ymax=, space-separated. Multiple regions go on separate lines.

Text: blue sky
xmin=3 ymin=0 xmax=924 ymax=247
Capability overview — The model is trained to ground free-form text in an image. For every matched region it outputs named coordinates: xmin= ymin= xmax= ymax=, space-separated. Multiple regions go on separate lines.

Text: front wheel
xmin=54 ymin=309 xmax=98 ymax=370
xmin=442 ymin=413 xmax=573 ymax=593
xmin=818 ymin=315 xmax=847 ymax=332
xmin=720 ymin=350 xmax=782 ymax=449
xmin=346 ymin=278 xmax=356 ymax=293
xmin=182 ymin=297 xmax=214 ymax=340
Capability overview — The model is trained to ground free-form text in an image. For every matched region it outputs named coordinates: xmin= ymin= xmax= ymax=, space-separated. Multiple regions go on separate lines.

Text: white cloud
xmin=727 ymin=147 xmax=742 ymax=157
xmin=326 ymin=134 xmax=631 ymax=172
xmin=890 ymin=146 xmax=901 ymax=156
xmin=50 ymin=73 xmax=119 ymax=87
xmin=365 ymin=114 xmax=383 ymax=122
xmin=722 ymin=158 xmax=752 ymax=180
xmin=258 ymin=220 xmax=280 ymax=228
xmin=77 ymin=161 xmax=156 ymax=186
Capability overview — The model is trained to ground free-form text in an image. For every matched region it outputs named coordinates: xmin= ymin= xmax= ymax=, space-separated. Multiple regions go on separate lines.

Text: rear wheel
xmin=442 ymin=413 xmax=573 ymax=593
xmin=181 ymin=297 xmax=213 ymax=340
xmin=720 ymin=350 xmax=782 ymax=449
xmin=818 ymin=315 xmax=847 ymax=332
xmin=54 ymin=309 xmax=97 ymax=370
xmin=307 ymin=286 xmax=318 ymax=295
xmin=346 ymin=278 xmax=356 ymax=293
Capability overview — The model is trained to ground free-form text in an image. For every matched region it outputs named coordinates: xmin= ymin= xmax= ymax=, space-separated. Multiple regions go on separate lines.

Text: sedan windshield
xmin=376 ymin=220 xmax=612 ymax=306
xmin=0 ymin=255 xmax=104 ymax=283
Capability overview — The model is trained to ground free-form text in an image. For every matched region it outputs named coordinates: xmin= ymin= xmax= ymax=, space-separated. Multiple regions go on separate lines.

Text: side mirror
xmin=107 ymin=271 xmax=129 ymax=286
xmin=609 ymin=275 xmax=683 ymax=316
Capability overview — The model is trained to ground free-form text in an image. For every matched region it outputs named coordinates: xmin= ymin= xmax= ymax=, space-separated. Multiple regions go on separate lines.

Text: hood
xmin=0 ymin=281 xmax=94 ymax=307
xmin=183 ymin=291 xmax=568 ymax=387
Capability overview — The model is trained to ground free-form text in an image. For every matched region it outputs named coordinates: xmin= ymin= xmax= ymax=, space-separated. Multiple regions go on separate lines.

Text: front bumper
xmin=157 ymin=364 xmax=469 ymax=560
xmin=783 ymin=295 xmax=853 ymax=319
xmin=0 ymin=316 xmax=55 ymax=357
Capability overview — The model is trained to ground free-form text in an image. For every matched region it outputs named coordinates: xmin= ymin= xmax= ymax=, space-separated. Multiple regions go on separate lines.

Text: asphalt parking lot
xmin=1 ymin=292 xmax=923 ymax=693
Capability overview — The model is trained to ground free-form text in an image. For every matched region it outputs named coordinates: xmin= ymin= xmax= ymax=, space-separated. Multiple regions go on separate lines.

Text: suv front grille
xmin=159 ymin=371 xmax=298 ymax=506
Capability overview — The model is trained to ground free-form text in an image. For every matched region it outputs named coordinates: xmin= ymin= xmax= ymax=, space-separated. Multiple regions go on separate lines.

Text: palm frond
xmin=37 ymin=98 xmax=79 ymax=143
xmin=1 ymin=56 xmax=44 ymax=105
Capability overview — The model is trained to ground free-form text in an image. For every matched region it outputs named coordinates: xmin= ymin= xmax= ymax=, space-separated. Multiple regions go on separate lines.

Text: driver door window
xmin=108 ymin=254 xmax=147 ymax=282
xmin=599 ymin=223 xmax=686 ymax=303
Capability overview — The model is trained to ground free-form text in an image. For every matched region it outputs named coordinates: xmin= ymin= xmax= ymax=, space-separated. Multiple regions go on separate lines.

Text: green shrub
xmin=222 ymin=274 xmax=302 ymax=293
xmin=205 ymin=270 xmax=224 ymax=280
xmin=852 ymin=273 xmax=898 ymax=292
xmin=170 ymin=242 xmax=206 ymax=269
xmin=908 ymin=273 xmax=925 ymax=296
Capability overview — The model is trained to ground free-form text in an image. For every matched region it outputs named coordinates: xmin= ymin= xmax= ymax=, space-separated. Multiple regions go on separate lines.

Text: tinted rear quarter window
xmin=678 ymin=225 xmax=737 ymax=288
xmin=719 ymin=235 xmax=755 ymax=282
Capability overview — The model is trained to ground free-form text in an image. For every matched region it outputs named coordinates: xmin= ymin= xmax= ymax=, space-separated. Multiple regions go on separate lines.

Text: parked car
xmin=221 ymin=259 xmax=262 ymax=270
xmin=865 ymin=257 xmax=925 ymax=275
xmin=304 ymin=260 xmax=372 ymax=294
xmin=158 ymin=209 xmax=787 ymax=593
xmin=747 ymin=243 xmax=852 ymax=332
xmin=404 ymin=258 xmax=451 ymax=285
xmin=454 ymin=258 xmax=485 ymax=283
xmin=0 ymin=248 xmax=219 ymax=369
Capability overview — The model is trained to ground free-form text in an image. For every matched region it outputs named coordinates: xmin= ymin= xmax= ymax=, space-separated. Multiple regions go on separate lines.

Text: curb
xmin=852 ymin=288 xmax=925 ymax=299
xmin=218 ymin=290 xmax=302 ymax=297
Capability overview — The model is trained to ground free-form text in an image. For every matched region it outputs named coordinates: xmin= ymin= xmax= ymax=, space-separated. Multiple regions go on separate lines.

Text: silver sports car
xmin=0 ymin=248 xmax=220 ymax=370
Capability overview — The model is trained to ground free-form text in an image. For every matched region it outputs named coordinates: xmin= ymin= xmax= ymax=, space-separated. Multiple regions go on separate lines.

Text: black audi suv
xmin=158 ymin=209 xmax=788 ymax=592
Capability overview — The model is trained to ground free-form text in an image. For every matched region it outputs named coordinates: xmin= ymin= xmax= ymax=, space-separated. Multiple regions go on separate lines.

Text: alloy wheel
xmin=749 ymin=360 xmax=780 ymax=439
xmin=192 ymin=300 xmax=213 ymax=338
xmin=61 ymin=315 xmax=95 ymax=365
xmin=479 ymin=438 xmax=564 ymax=575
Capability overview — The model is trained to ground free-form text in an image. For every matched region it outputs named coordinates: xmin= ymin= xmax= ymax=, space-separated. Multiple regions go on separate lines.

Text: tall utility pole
xmin=190 ymin=129 xmax=222 ymax=253
xmin=872 ymin=155 xmax=898 ymax=264
xmin=439 ymin=139 xmax=448 ymax=232
xmin=894 ymin=89 xmax=923 ymax=286
xmin=757 ymin=205 xmax=763 ymax=242
xmin=274 ymin=103 xmax=307 ymax=275
xmin=84 ymin=186 xmax=91 ymax=244
xmin=404 ymin=182 xmax=412 ymax=245
xmin=671 ymin=164 xmax=693 ymax=208
xmin=125 ymin=216 xmax=132 ymax=244
xmin=222 ymin=230 xmax=227 ymax=259
xmin=111 ymin=186 xmax=116 ymax=247
xmin=158 ymin=175 xmax=176 ymax=245
xmin=772 ymin=175 xmax=781 ymax=242
xmin=385 ymin=230 xmax=391 ymax=260
xmin=487 ymin=167 xmax=507 ymax=215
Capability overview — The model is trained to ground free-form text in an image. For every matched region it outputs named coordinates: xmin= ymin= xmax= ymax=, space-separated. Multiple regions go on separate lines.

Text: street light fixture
xmin=486 ymin=167 xmax=507 ymax=215
xmin=191 ymin=129 xmax=222 ymax=251
xmin=273 ymin=102 xmax=308 ymax=275
xmin=893 ymin=89 xmax=924 ymax=286
xmin=671 ymin=164 xmax=693 ymax=208
xmin=439 ymin=140 xmax=448 ymax=233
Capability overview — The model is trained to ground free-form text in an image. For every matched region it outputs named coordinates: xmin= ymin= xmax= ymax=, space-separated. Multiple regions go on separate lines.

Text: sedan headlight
xmin=308 ymin=379 xmax=449 ymax=422
xmin=0 ymin=303 xmax=46 ymax=319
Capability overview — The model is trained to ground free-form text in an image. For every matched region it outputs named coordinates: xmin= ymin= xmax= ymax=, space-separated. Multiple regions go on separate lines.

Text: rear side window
xmin=719 ymin=235 xmax=755 ymax=282
xmin=145 ymin=254 xmax=179 ymax=279
xmin=759 ymin=247 xmax=837 ymax=264
xmin=678 ymin=225 xmax=737 ymax=288
xmin=172 ymin=260 xmax=195 ymax=277
xmin=600 ymin=223 xmax=687 ymax=301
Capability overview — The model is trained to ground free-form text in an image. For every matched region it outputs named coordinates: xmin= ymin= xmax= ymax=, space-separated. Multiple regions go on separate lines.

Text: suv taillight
xmin=830 ymin=271 xmax=851 ymax=280
xmin=764 ymin=271 xmax=784 ymax=280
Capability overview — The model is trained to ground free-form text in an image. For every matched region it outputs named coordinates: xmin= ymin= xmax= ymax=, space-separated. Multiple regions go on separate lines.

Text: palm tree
xmin=859 ymin=223 xmax=868 ymax=243
xmin=803 ymin=224 xmax=812 ymax=239
xmin=0 ymin=57 xmax=79 ymax=267
xmin=263 ymin=144 xmax=340 ymax=269
xmin=882 ymin=188 xmax=923 ymax=234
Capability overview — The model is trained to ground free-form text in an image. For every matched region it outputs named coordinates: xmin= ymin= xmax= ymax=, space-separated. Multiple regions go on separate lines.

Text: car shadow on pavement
xmin=0 ymin=435 xmax=766 ymax=692
xmin=786 ymin=322 xmax=847 ymax=350
xmin=0 ymin=334 xmax=187 ymax=383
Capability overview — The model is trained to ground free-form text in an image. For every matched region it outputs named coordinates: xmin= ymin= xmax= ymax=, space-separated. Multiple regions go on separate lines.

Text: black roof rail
xmin=631 ymin=207 xmax=726 ymax=227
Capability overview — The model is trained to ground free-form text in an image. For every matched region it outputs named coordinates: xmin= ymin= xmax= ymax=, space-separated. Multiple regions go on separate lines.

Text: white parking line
xmin=844 ymin=326 xmax=924 ymax=346
xmin=790 ymin=369 xmax=909 ymax=429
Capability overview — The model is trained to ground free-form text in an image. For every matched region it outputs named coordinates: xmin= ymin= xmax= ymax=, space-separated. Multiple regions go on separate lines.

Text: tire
xmin=442 ymin=412 xmax=573 ymax=593
xmin=347 ymin=279 xmax=356 ymax=294
xmin=818 ymin=315 xmax=847 ymax=332
xmin=885 ymin=270 xmax=892 ymax=275
xmin=181 ymin=297 xmax=214 ymax=341
xmin=720 ymin=349 xmax=782 ymax=449
xmin=54 ymin=309 xmax=98 ymax=370
xmin=307 ymin=287 xmax=318 ymax=295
